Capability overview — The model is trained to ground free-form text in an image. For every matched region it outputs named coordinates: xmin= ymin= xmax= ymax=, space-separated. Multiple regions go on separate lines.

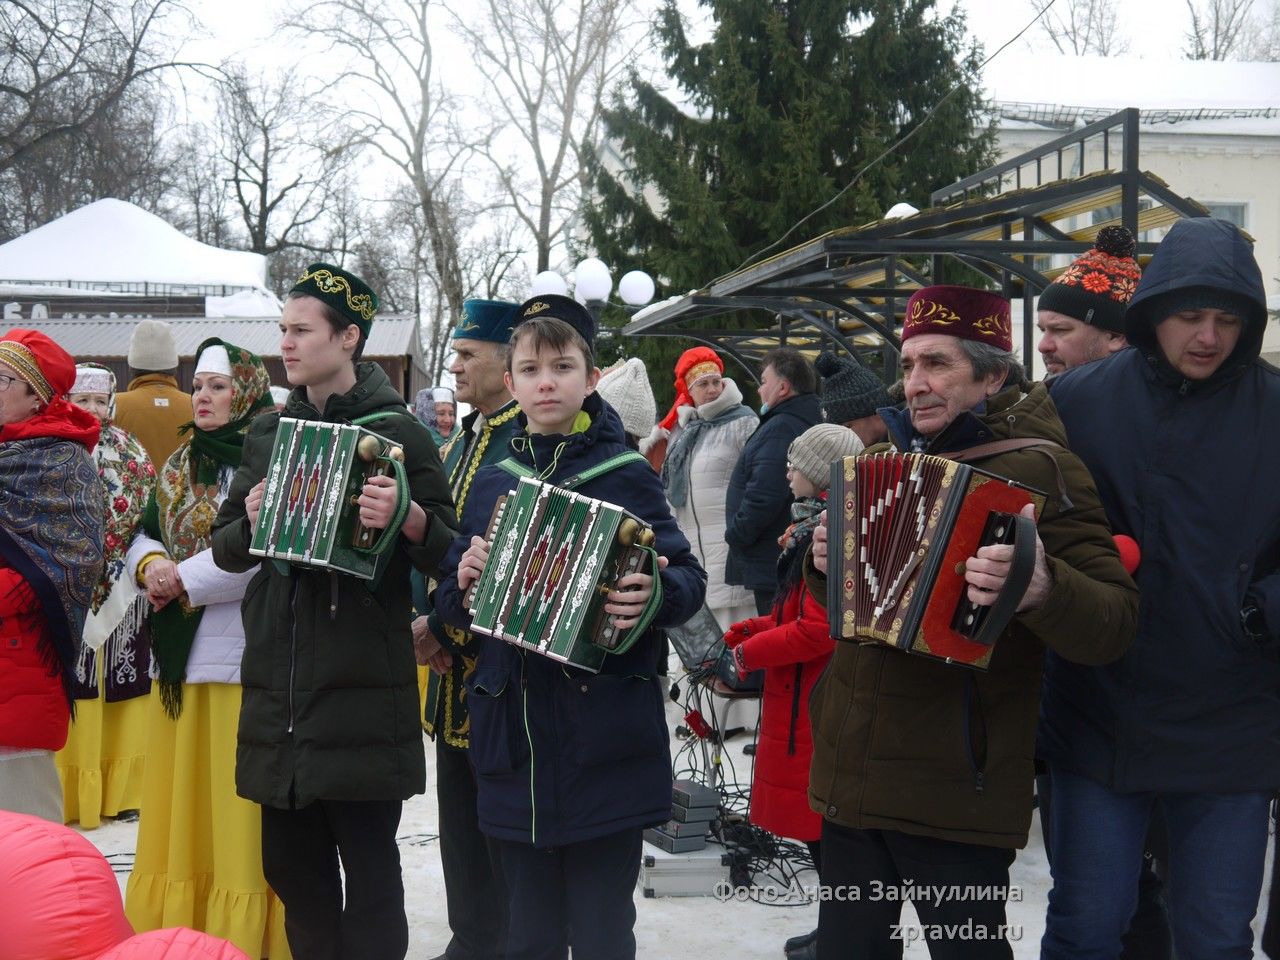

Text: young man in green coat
xmin=212 ymin=263 xmax=458 ymax=960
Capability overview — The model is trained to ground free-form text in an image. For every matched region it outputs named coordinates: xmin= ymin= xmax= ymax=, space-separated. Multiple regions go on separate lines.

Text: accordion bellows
xmin=828 ymin=452 xmax=1043 ymax=669
xmin=467 ymin=476 xmax=660 ymax=672
xmin=250 ymin=418 xmax=408 ymax=580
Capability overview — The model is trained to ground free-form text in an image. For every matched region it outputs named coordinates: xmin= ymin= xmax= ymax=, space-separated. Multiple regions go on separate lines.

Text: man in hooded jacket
xmin=1041 ymin=217 xmax=1280 ymax=959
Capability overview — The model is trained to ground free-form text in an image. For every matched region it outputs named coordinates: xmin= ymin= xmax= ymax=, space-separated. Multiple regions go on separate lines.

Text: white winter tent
xmin=0 ymin=198 xmax=270 ymax=296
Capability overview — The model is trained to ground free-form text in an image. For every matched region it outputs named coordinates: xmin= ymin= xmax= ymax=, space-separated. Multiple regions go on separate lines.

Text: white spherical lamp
xmin=573 ymin=257 xmax=613 ymax=302
xmin=530 ymin=270 xmax=569 ymax=297
xmin=618 ymin=270 xmax=655 ymax=307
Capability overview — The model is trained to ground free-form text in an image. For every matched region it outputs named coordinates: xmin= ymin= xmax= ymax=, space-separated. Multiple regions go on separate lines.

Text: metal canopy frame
xmin=622 ymin=108 xmax=1212 ymax=383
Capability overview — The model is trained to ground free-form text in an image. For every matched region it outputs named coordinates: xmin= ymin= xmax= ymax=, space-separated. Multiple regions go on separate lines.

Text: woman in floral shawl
xmin=56 ymin=363 xmax=156 ymax=829
xmin=122 ymin=338 xmax=289 ymax=959
xmin=0 ymin=329 xmax=104 ymax=823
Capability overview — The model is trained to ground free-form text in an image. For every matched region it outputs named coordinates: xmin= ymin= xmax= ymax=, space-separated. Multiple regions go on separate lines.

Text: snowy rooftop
xmin=0 ymin=199 xmax=269 ymax=293
xmin=983 ymin=53 xmax=1280 ymax=134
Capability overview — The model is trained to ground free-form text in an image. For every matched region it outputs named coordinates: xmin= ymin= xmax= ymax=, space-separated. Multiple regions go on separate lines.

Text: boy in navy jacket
xmin=434 ymin=295 xmax=706 ymax=960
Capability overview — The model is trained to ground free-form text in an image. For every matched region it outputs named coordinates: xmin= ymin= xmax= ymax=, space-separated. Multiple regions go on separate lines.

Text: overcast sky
xmin=168 ymin=0 xmax=1227 ymax=288
xmin=955 ymin=0 xmax=1192 ymax=60
xmin=181 ymin=0 xmax=1203 ymax=82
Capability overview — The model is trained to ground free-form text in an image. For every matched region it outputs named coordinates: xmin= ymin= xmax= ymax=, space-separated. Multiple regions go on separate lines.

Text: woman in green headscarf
xmin=122 ymin=339 xmax=290 ymax=959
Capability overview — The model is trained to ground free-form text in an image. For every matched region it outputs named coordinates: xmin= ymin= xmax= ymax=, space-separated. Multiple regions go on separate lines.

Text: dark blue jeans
xmin=1041 ymin=765 xmax=1270 ymax=960
xmin=1036 ymin=771 xmax=1171 ymax=960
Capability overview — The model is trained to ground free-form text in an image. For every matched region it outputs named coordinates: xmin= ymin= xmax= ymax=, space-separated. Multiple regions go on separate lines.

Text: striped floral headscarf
xmin=142 ymin=338 xmax=272 ymax=716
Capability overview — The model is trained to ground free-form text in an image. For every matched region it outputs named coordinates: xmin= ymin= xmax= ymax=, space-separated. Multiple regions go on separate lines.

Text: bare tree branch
xmin=1027 ymin=0 xmax=1130 ymax=55
xmin=1242 ymin=0 xmax=1280 ymax=58
xmin=1185 ymin=0 xmax=1255 ymax=58
xmin=447 ymin=0 xmax=639 ymax=271
xmin=213 ymin=64 xmax=358 ymax=257
xmin=0 ymin=0 xmax=203 ymax=176
xmin=292 ymin=0 xmax=484 ymax=329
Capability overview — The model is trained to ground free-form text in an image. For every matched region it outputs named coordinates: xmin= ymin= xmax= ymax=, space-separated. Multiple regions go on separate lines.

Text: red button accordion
xmin=827 ymin=452 xmax=1044 ymax=669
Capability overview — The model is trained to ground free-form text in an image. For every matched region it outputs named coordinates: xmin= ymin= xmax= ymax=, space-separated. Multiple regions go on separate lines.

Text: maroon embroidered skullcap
xmin=902 ymin=285 xmax=1013 ymax=353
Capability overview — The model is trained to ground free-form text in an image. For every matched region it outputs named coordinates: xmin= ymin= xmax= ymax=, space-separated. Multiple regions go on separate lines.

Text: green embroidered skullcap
xmin=452 ymin=299 xmax=520 ymax=344
xmin=290 ymin=263 xmax=379 ymax=335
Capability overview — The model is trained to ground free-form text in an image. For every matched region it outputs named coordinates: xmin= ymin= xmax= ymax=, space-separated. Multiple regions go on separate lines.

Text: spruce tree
xmin=585 ymin=0 xmax=995 ymax=408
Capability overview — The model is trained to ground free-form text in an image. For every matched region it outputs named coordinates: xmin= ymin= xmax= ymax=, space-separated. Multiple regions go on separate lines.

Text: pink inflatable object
xmin=0 ymin=810 xmax=134 ymax=959
xmin=97 ymin=928 xmax=253 ymax=959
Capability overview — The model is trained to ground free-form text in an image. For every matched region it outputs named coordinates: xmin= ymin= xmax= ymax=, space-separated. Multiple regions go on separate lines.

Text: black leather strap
xmin=971 ymin=513 xmax=1037 ymax=648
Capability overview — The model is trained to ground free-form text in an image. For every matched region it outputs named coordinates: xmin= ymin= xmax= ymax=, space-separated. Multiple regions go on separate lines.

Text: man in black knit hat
xmin=814 ymin=350 xmax=890 ymax=446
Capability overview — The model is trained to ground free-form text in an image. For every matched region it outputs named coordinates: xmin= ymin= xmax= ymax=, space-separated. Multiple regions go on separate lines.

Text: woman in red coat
xmin=724 ymin=422 xmax=863 ymax=960
xmin=0 ymin=329 xmax=104 ymax=822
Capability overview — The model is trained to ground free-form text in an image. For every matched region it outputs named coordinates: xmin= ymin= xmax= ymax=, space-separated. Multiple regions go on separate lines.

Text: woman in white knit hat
xmin=414 ymin=384 xmax=465 ymax=477
xmin=595 ymin=356 xmax=657 ymax=448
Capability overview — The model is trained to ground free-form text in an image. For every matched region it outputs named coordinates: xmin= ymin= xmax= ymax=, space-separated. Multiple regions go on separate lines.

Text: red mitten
xmin=1113 ymin=534 xmax=1141 ymax=575
xmin=723 ymin=620 xmax=752 ymax=648
xmin=731 ymin=644 xmax=751 ymax=680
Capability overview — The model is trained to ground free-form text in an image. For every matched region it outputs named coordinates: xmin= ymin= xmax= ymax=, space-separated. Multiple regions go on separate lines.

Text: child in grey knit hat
xmin=786 ymin=422 xmax=865 ymax=496
xmin=720 ymin=419 xmax=863 ymax=959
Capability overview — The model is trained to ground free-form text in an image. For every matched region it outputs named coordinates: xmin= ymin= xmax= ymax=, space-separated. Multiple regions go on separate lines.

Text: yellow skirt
xmin=417 ymin=664 xmax=430 ymax=727
xmin=124 ymin=683 xmax=291 ymax=960
xmin=55 ymin=682 xmax=148 ymax=830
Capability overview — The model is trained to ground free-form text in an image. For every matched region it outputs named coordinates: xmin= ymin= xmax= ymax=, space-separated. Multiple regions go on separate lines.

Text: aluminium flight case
xmin=637 ymin=841 xmax=730 ymax=898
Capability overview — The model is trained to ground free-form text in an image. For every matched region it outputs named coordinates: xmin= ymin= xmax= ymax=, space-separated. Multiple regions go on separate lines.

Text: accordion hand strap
xmin=970 ymin=511 xmax=1037 ymax=648
xmin=594 ymin=544 xmax=664 ymax=657
xmin=353 ymin=454 xmax=412 ymax=558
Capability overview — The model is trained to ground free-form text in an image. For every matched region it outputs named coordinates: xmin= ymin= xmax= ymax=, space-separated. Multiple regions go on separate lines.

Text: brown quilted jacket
xmin=804 ymin=383 xmax=1138 ymax=849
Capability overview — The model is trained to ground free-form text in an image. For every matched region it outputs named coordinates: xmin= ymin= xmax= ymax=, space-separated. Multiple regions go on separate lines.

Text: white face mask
xmin=759 ymin=401 xmax=769 ymax=415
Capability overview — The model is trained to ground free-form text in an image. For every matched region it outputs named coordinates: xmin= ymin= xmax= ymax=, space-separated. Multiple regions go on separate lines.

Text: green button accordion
xmin=250 ymin=417 xmax=410 ymax=580
xmin=465 ymin=476 xmax=663 ymax=672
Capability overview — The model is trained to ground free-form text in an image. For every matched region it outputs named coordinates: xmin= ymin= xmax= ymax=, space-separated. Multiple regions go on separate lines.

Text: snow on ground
xmin=81 ymin=671 xmax=1273 ymax=958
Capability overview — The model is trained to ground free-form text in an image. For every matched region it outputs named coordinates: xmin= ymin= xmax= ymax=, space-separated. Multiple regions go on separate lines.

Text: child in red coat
xmin=724 ymin=422 xmax=863 ymax=959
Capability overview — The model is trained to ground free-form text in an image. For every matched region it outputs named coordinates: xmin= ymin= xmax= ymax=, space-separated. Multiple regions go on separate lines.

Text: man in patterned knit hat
xmin=1036 ymin=226 xmax=1140 ymax=377
xmin=1034 ymin=226 xmax=1170 ymax=960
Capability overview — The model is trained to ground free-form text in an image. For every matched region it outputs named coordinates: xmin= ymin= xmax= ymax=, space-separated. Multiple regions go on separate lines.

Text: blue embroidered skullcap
xmin=452 ymin=299 xmax=520 ymax=344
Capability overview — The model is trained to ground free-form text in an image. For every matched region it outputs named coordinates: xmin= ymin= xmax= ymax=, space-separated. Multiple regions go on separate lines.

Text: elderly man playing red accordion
xmin=803 ymin=285 xmax=1138 ymax=959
